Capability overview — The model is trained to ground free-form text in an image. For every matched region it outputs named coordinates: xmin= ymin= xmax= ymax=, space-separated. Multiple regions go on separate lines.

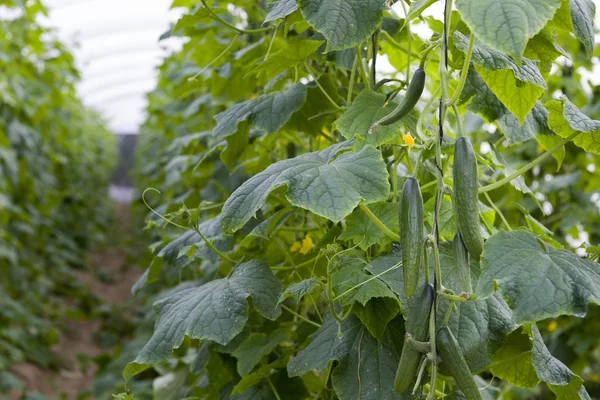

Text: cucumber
xmin=452 ymin=232 xmax=472 ymax=295
xmin=437 ymin=327 xmax=482 ymax=400
xmin=399 ymin=177 xmax=424 ymax=297
xmin=453 ymin=137 xmax=483 ymax=258
xmin=394 ymin=283 xmax=433 ymax=393
xmin=376 ymin=68 xmax=425 ymax=126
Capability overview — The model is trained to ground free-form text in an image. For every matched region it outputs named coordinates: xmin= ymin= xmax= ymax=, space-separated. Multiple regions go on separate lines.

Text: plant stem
xmin=438 ymin=292 xmax=467 ymax=302
xmin=264 ymin=21 xmax=280 ymax=61
xmin=305 ymin=63 xmax=344 ymax=110
xmin=443 ymin=302 xmax=454 ymax=326
xmin=281 ymin=304 xmax=321 ymax=328
xmin=359 ymin=203 xmax=400 ymax=241
xmin=428 ymin=2 xmax=452 ymax=397
xmin=416 ymin=86 xmax=441 ymax=142
xmin=479 ymin=132 xmax=579 ymax=193
xmin=397 ymin=0 xmax=411 ymax=81
xmin=393 ymin=142 xmax=399 ymax=201
xmin=193 ymin=226 xmax=237 ymax=264
xmin=381 ymin=30 xmax=420 ymax=58
xmin=356 ymin=45 xmax=371 ymax=89
xmin=371 ymin=26 xmax=381 ymax=88
xmin=347 ymin=52 xmax=359 ymax=104
xmin=452 ymin=104 xmax=464 ymax=138
xmin=200 ymin=0 xmax=271 ymax=34
xmin=447 ymin=33 xmax=474 ymax=106
xmin=267 ymin=377 xmax=282 ymax=400
xmin=279 ymin=226 xmax=320 ymax=232
xmin=484 ymin=192 xmax=512 ymax=231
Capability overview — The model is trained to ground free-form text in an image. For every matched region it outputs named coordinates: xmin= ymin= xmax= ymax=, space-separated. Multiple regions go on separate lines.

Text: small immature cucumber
xmin=376 ymin=68 xmax=426 ymax=126
xmin=394 ymin=283 xmax=433 ymax=393
xmin=437 ymin=327 xmax=482 ymax=400
xmin=452 ymin=232 xmax=472 ymax=295
xmin=399 ymin=177 xmax=424 ymax=297
xmin=453 ymin=137 xmax=483 ymax=258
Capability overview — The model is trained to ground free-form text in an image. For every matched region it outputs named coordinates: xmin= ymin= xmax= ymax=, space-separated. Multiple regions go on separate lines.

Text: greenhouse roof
xmin=44 ymin=0 xmax=184 ymax=134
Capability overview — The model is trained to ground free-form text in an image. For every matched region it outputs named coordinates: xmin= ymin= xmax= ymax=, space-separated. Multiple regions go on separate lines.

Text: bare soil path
xmin=9 ymin=203 xmax=140 ymax=400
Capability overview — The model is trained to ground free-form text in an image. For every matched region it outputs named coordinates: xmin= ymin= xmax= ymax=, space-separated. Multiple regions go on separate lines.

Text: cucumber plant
xmin=118 ymin=0 xmax=600 ymax=399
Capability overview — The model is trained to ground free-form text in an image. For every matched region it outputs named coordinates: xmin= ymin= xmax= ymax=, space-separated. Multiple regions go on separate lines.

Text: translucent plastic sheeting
xmin=43 ymin=0 xmax=184 ymax=134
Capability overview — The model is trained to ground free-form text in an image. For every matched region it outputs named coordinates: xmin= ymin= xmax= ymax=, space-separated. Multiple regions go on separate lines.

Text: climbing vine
xmin=117 ymin=0 xmax=600 ymax=399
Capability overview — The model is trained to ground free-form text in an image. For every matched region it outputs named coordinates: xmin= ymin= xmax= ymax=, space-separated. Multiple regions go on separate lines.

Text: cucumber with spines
xmin=394 ymin=283 xmax=433 ymax=393
xmin=399 ymin=177 xmax=424 ymax=297
xmin=374 ymin=68 xmax=425 ymax=127
xmin=437 ymin=327 xmax=482 ymax=400
xmin=453 ymin=137 xmax=483 ymax=258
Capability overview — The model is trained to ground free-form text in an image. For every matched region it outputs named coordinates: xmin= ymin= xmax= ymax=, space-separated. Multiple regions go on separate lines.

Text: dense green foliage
xmin=0 ymin=0 xmax=116 ymax=388
xmin=110 ymin=0 xmax=600 ymax=399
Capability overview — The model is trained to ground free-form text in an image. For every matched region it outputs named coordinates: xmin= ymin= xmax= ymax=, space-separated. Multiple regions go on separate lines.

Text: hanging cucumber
xmin=452 ymin=232 xmax=472 ymax=295
xmin=453 ymin=137 xmax=483 ymax=258
xmin=394 ymin=283 xmax=433 ymax=393
xmin=437 ymin=327 xmax=482 ymax=400
xmin=399 ymin=177 xmax=424 ymax=297
xmin=373 ymin=68 xmax=426 ymax=127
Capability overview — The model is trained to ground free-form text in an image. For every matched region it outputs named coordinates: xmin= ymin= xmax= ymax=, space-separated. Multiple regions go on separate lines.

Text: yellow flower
xmin=290 ymin=241 xmax=302 ymax=253
xmin=547 ymin=320 xmax=558 ymax=333
xmin=299 ymin=234 xmax=314 ymax=255
xmin=403 ymin=133 xmax=415 ymax=147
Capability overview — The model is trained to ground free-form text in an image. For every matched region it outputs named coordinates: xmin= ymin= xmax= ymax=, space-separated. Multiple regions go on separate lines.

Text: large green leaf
xmin=546 ymin=96 xmax=600 ymax=155
xmin=491 ymin=325 xmax=590 ymax=399
xmin=220 ymin=140 xmax=390 ymax=232
xmin=529 ymin=324 xmax=590 ymax=399
xmin=334 ymin=90 xmax=417 ymax=146
xmin=339 ymin=201 xmax=399 ymax=250
xmin=331 ymin=318 xmax=404 ymax=400
xmin=124 ymin=260 xmax=282 ymax=379
xmin=460 ymin=67 xmax=549 ymax=142
xmin=496 ymin=102 xmax=550 ymax=144
xmin=490 ymin=330 xmax=539 ymax=388
xmin=288 ymin=312 xmax=405 ymax=399
xmin=212 ymin=84 xmax=307 ymax=139
xmin=476 ymin=66 xmax=544 ymax=125
xmin=455 ymin=0 xmax=561 ymax=62
xmin=298 ymin=0 xmax=386 ymax=51
xmin=453 ymin=32 xmax=546 ymax=88
xmin=287 ymin=313 xmax=363 ymax=377
xmin=570 ymin=0 xmax=596 ymax=57
xmin=477 ymin=230 xmax=600 ymax=324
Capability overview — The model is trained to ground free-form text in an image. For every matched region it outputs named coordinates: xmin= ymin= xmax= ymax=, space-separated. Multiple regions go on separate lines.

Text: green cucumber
xmin=453 ymin=137 xmax=483 ymax=258
xmin=437 ymin=327 xmax=482 ymax=400
xmin=452 ymin=232 xmax=472 ymax=295
xmin=376 ymin=68 xmax=425 ymax=126
xmin=399 ymin=177 xmax=424 ymax=297
xmin=394 ymin=283 xmax=433 ymax=393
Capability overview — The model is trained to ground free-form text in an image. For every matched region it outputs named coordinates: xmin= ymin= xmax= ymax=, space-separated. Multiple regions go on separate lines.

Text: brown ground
xmin=9 ymin=203 xmax=141 ymax=400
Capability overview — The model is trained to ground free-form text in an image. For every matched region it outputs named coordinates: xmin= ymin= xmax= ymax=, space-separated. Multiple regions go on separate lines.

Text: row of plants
xmin=0 ymin=0 xmax=117 ymax=395
xmin=110 ymin=0 xmax=600 ymax=399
